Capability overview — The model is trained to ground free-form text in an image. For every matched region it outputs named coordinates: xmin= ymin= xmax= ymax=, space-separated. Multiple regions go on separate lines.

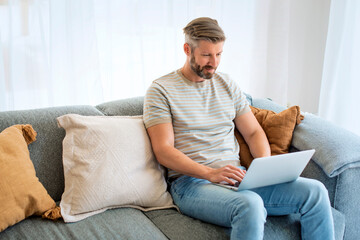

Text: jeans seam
xmin=265 ymin=203 xmax=299 ymax=207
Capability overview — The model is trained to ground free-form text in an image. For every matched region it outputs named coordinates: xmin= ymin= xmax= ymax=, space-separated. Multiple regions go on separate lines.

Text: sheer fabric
xmin=319 ymin=0 xmax=360 ymax=136
xmin=0 ymin=0 xmax=330 ymax=117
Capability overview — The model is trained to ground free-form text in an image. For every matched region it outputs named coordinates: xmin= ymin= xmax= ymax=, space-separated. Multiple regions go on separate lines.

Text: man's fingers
xmin=221 ymin=166 xmax=246 ymax=181
xmin=223 ymin=173 xmax=243 ymax=184
xmin=221 ymin=177 xmax=236 ymax=185
xmin=210 ymin=165 xmax=247 ymax=185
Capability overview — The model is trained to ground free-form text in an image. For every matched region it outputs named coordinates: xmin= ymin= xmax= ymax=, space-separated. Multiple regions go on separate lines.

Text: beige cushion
xmin=57 ymin=114 xmax=175 ymax=223
xmin=0 ymin=125 xmax=56 ymax=232
xmin=235 ymin=106 xmax=304 ymax=169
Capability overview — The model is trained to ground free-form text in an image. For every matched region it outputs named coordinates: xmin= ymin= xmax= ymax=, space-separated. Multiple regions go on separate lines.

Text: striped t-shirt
xmin=143 ymin=69 xmax=251 ymax=179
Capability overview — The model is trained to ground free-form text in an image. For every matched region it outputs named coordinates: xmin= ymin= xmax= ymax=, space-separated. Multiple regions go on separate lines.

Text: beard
xmin=190 ymin=54 xmax=216 ymax=80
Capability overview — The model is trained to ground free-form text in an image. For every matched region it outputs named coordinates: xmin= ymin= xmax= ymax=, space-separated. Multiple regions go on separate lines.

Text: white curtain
xmin=319 ymin=0 xmax=360 ymax=136
xmin=1 ymin=0 xmax=330 ymax=113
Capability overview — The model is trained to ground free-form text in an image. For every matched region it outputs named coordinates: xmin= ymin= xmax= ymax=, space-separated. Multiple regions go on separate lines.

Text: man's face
xmin=189 ymin=40 xmax=224 ymax=79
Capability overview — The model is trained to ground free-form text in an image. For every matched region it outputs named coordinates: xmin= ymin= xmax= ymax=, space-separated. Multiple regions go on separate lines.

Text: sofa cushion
xmin=144 ymin=209 xmax=228 ymax=239
xmin=57 ymin=114 xmax=175 ymax=222
xmin=0 ymin=106 xmax=104 ymax=202
xmin=0 ymin=207 xmax=167 ymax=240
xmin=235 ymin=106 xmax=303 ymax=169
xmin=144 ymin=207 xmax=344 ymax=240
xmin=0 ymin=125 xmax=56 ymax=232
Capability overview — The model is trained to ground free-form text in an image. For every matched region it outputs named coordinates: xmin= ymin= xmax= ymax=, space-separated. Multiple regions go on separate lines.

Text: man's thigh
xmin=170 ymin=176 xmax=266 ymax=228
xmin=251 ymin=177 xmax=327 ymax=216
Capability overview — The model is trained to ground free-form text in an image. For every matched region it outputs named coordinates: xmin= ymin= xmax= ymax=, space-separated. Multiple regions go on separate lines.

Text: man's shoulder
xmin=153 ymin=69 xmax=181 ymax=86
xmin=146 ymin=69 xmax=182 ymax=97
xmin=214 ymin=71 xmax=231 ymax=80
xmin=213 ymin=72 xmax=237 ymax=87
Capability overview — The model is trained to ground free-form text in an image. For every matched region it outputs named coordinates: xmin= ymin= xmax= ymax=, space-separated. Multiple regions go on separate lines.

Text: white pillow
xmin=57 ymin=114 xmax=175 ymax=223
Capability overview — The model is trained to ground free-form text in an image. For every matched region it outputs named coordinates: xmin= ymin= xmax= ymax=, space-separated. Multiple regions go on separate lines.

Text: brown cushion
xmin=0 ymin=125 xmax=56 ymax=232
xmin=235 ymin=106 xmax=304 ymax=169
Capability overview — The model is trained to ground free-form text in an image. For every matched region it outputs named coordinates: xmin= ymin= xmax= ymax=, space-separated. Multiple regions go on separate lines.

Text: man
xmin=143 ymin=17 xmax=334 ymax=240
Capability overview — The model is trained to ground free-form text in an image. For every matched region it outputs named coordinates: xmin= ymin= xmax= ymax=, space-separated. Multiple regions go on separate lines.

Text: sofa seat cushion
xmin=0 ymin=208 xmax=167 ymax=240
xmin=144 ymin=208 xmax=229 ymax=239
xmin=144 ymin=207 xmax=345 ymax=240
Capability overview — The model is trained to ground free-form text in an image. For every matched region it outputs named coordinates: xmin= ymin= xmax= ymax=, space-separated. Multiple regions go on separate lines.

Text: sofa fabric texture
xmin=293 ymin=112 xmax=360 ymax=177
xmin=0 ymin=96 xmax=358 ymax=239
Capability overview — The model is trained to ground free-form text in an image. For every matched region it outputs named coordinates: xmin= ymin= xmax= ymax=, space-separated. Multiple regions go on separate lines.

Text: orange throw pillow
xmin=235 ymin=106 xmax=304 ymax=169
xmin=0 ymin=125 xmax=56 ymax=232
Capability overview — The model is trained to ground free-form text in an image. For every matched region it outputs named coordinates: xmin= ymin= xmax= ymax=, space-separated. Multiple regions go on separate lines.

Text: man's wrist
xmin=198 ymin=165 xmax=214 ymax=181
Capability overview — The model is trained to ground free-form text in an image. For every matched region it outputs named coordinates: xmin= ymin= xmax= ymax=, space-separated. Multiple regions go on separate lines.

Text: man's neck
xmin=181 ymin=64 xmax=205 ymax=83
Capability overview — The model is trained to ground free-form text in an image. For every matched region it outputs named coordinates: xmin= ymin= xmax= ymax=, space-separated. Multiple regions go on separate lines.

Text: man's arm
xmin=147 ymin=122 xmax=246 ymax=185
xmin=234 ymin=111 xmax=271 ymax=159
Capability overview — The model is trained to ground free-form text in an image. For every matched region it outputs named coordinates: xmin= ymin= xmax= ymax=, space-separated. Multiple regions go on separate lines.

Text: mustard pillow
xmin=235 ymin=106 xmax=304 ymax=169
xmin=0 ymin=125 xmax=56 ymax=232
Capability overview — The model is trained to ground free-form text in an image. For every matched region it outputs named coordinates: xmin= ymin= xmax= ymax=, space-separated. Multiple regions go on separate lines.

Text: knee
xmin=307 ymin=179 xmax=329 ymax=202
xmin=301 ymin=179 xmax=331 ymax=211
xmin=231 ymin=192 xmax=267 ymax=225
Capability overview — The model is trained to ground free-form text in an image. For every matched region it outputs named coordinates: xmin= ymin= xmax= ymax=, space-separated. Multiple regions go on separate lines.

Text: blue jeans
xmin=170 ymin=176 xmax=335 ymax=240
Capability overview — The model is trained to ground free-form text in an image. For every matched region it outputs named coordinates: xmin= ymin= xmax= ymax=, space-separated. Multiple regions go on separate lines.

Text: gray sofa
xmin=1 ymin=95 xmax=359 ymax=240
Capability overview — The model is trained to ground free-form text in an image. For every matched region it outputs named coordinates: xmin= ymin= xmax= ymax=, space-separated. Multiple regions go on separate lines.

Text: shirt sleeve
xmin=143 ymin=82 xmax=173 ymax=129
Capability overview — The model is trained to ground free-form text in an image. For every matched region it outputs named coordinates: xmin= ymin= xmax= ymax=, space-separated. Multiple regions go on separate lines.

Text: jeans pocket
xmin=170 ymin=175 xmax=191 ymax=199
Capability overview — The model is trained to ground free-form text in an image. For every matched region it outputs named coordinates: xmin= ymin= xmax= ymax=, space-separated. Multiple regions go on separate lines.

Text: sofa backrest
xmin=96 ymin=96 xmax=144 ymax=116
xmin=0 ymin=106 xmax=104 ymax=202
xmin=0 ymin=94 xmax=250 ymax=202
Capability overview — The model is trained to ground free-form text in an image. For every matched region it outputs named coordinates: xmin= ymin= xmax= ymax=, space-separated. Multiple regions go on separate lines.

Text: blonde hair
xmin=183 ymin=17 xmax=226 ymax=50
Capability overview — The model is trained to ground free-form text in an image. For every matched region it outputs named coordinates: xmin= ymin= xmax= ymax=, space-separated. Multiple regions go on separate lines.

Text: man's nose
xmin=208 ymin=55 xmax=218 ymax=67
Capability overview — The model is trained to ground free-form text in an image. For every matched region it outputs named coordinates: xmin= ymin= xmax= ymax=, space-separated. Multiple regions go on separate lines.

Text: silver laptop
xmin=215 ymin=149 xmax=315 ymax=191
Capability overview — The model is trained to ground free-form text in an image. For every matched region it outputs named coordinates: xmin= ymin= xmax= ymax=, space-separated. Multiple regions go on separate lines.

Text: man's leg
xmin=252 ymin=177 xmax=335 ymax=240
xmin=170 ymin=176 xmax=267 ymax=240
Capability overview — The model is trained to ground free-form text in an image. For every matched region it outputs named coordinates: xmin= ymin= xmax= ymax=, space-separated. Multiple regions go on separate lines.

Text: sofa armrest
xmin=292 ymin=113 xmax=360 ymax=177
xmin=253 ymin=98 xmax=360 ymax=239
xmin=252 ymin=98 xmax=360 ymax=178
xmin=301 ymin=159 xmax=359 ymax=240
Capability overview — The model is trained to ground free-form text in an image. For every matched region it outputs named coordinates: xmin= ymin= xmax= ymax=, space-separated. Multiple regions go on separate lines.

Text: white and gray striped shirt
xmin=143 ymin=69 xmax=250 ymax=179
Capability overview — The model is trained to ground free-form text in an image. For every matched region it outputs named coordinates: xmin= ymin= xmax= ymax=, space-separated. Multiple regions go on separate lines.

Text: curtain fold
xmin=1 ymin=0 xmax=330 ymax=115
xmin=319 ymin=0 xmax=360 ymax=136
xmin=247 ymin=0 xmax=290 ymax=106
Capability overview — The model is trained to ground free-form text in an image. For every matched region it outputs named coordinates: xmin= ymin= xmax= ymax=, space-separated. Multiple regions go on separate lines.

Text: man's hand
xmin=205 ymin=165 xmax=246 ymax=185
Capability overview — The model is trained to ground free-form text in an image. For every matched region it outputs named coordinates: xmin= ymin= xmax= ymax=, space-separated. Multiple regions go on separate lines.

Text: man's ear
xmin=184 ymin=43 xmax=191 ymax=56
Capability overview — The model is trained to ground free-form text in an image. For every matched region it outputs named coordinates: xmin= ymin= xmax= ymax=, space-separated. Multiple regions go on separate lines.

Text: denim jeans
xmin=170 ymin=175 xmax=335 ymax=240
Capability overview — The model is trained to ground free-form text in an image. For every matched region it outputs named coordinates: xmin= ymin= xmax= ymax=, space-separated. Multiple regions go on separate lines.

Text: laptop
xmin=214 ymin=149 xmax=315 ymax=191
